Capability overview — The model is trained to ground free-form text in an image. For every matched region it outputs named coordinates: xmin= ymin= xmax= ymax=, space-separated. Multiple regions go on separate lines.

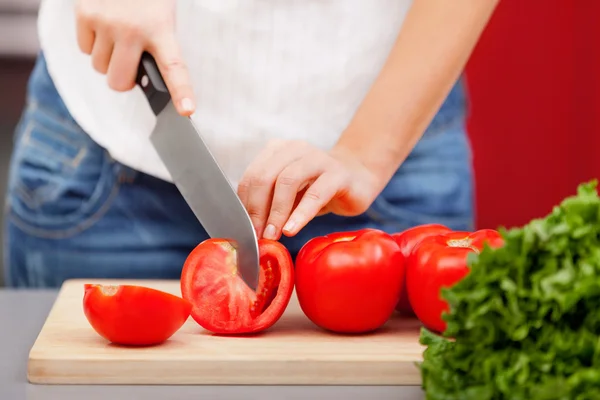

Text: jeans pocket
xmin=365 ymin=123 xmax=475 ymax=232
xmin=367 ymin=168 xmax=475 ymax=232
xmin=6 ymin=102 xmax=120 ymax=239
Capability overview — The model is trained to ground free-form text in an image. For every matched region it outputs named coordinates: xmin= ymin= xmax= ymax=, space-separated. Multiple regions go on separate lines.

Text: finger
xmin=237 ymin=140 xmax=285 ymax=212
xmin=263 ymin=159 xmax=326 ymax=240
xmin=237 ymin=140 xmax=283 ymax=205
xmin=90 ymin=33 xmax=114 ymax=75
xmin=75 ymin=1 xmax=95 ymax=54
xmin=76 ymin=18 xmax=95 ymax=55
xmin=106 ymin=40 xmax=143 ymax=91
xmin=241 ymin=142 xmax=309 ymax=238
xmin=237 ymin=181 xmax=250 ymax=216
xmin=149 ymin=34 xmax=195 ymax=116
xmin=283 ymin=172 xmax=342 ymax=237
xmin=245 ymin=175 xmax=275 ymax=239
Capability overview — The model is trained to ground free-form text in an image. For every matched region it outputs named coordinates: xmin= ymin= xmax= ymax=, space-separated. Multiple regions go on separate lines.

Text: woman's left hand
xmin=237 ymin=140 xmax=382 ymax=240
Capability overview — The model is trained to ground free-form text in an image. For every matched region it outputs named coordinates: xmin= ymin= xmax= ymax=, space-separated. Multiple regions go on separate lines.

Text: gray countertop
xmin=0 ymin=289 xmax=426 ymax=400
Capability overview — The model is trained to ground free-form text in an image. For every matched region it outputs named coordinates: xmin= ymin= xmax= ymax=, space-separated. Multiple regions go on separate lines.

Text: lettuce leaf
xmin=418 ymin=180 xmax=600 ymax=400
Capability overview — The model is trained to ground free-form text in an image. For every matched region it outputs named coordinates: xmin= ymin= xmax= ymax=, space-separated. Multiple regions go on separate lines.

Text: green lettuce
xmin=418 ymin=181 xmax=600 ymax=400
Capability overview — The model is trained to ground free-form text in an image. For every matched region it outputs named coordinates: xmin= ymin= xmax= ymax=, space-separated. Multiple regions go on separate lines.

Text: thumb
xmin=150 ymin=34 xmax=195 ymax=116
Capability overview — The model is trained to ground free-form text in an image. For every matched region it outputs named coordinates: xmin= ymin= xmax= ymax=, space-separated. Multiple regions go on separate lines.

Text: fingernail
xmin=180 ymin=98 xmax=194 ymax=114
xmin=283 ymin=220 xmax=296 ymax=234
xmin=263 ymin=224 xmax=277 ymax=240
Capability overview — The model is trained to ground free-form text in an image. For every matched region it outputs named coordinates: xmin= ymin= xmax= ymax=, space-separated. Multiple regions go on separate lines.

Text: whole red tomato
xmin=295 ymin=229 xmax=404 ymax=334
xmin=83 ymin=284 xmax=192 ymax=346
xmin=391 ymin=224 xmax=452 ymax=315
xmin=407 ymin=229 xmax=504 ymax=333
xmin=180 ymin=238 xmax=294 ymax=335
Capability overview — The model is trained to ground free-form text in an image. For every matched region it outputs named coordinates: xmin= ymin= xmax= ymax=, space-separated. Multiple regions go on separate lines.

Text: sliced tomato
xmin=82 ymin=284 xmax=192 ymax=346
xmin=180 ymin=238 xmax=294 ymax=334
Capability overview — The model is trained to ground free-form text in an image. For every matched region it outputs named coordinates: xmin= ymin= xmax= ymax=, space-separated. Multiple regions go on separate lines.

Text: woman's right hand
xmin=75 ymin=0 xmax=195 ymax=116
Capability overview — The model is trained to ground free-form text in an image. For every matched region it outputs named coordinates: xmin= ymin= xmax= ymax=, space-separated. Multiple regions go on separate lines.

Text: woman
xmin=3 ymin=0 xmax=498 ymax=288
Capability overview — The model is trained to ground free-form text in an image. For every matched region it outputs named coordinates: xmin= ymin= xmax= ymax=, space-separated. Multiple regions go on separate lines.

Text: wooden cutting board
xmin=27 ymin=279 xmax=426 ymax=385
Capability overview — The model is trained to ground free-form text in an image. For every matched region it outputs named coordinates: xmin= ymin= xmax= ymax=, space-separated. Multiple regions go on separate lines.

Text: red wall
xmin=464 ymin=0 xmax=599 ymax=230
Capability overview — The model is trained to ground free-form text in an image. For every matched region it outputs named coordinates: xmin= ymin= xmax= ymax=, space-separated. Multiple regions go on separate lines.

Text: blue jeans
xmin=3 ymin=53 xmax=474 ymax=288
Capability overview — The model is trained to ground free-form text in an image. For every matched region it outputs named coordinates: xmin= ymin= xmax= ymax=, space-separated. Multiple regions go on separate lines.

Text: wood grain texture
xmin=27 ymin=279 xmax=425 ymax=385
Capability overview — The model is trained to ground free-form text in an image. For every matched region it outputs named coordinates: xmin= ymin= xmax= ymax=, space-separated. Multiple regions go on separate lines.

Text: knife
xmin=135 ymin=51 xmax=260 ymax=291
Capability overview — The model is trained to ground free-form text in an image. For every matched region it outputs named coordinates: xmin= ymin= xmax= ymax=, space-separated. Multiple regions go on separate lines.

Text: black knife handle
xmin=136 ymin=51 xmax=171 ymax=115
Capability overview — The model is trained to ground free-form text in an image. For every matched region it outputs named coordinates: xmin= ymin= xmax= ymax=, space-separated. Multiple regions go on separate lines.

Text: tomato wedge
xmin=82 ymin=284 xmax=192 ymax=346
xmin=180 ymin=238 xmax=294 ymax=334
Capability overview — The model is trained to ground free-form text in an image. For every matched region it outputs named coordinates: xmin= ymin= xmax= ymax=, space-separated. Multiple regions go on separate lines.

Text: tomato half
xmin=406 ymin=229 xmax=504 ymax=333
xmin=180 ymin=238 xmax=294 ymax=335
xmin=82 ymin=284 xmax=192 ymax=346
xmin=295 ymin=229 xmax=404 ymax=334
xmin=391 ymin=223 xmax=453 ymax=314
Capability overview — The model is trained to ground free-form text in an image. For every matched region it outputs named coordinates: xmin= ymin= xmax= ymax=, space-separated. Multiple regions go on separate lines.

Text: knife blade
xmin=135 ymin=51 xmax=260 ymax=291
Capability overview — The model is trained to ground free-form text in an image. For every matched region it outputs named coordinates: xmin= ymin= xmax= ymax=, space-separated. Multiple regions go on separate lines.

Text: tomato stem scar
xmin=99 ymin=285 xmax=119 ymax=296
xmin=446 ymin=238 xmax=480 ymax=254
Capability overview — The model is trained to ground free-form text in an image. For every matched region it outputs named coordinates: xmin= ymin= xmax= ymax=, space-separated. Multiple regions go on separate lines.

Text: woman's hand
xmin=75 ymin=0 xmax=195 ymax=115
xmin=238 ymin=0 xmax=499 ymax=240
xmin=237 ymin=140 xmax=383 ymax=240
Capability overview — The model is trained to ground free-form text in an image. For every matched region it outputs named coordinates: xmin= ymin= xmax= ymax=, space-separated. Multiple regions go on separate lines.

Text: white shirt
xmin=37 ymin=0 xmax=413 ymax=187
